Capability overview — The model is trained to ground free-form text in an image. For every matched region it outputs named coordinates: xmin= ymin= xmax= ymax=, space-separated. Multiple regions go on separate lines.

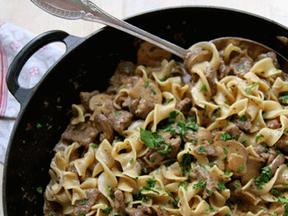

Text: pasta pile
xmin=44 ymin=41 xmax=288 ymax=216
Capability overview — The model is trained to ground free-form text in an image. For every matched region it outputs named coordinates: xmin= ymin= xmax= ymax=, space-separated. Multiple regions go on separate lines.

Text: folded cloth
xmin=0 ymin=20 xmax=64 ymax=163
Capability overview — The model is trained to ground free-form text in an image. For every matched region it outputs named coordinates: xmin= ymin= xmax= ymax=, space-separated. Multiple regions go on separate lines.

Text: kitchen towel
xmin=0 ymin=20 xmax=64 ymax=163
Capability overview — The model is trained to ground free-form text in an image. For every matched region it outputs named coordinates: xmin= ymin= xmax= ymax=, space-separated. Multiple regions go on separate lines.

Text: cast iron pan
xmin=3 ymin=6 xmax=288 ymax=216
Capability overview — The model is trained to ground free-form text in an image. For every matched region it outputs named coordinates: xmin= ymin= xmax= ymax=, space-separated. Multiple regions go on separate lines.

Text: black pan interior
xmin=3 ymin=6 xmax=288 ymax=215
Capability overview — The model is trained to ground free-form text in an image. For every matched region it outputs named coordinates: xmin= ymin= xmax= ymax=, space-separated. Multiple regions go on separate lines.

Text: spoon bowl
xmin=31 ymin=0 xmax=288 ymax=71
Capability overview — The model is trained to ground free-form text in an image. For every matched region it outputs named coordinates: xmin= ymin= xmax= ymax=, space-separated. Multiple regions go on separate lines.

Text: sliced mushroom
xmin=268 ymin=153 xmax=285 ymax=175
xmin=184 ymin=47 xmax=212 ymax=73
xmin=79 ymin=90 xmax=99 ymax=110
xmin=241 ymin=156 xmax=265 ymax=185
xmin=89 ymin=94 xmax=112 ymax=112
xmin=213 ymin=140 xmax=248 ymax=177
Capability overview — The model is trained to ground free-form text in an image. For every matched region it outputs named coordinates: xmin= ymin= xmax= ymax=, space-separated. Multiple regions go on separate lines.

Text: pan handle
xmin=6 ymin=30 xmax=81 ymax=106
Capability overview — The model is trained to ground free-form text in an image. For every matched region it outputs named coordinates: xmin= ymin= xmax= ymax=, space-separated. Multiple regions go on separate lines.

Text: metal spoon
xmin=31 ymin=0 xmax=288 ymax=70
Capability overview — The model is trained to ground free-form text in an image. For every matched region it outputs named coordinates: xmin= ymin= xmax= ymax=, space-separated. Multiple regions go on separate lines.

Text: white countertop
xmin=1 ymin=0 xmax=288 ymax=215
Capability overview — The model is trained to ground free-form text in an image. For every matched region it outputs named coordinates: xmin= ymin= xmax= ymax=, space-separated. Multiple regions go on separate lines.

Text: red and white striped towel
xmin=0 ymin=20 xmax=63 ymax=163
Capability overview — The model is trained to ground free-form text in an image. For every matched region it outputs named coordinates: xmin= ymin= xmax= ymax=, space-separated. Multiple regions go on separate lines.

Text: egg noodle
xmin=44 ymin=41 xmax=288 ymax=216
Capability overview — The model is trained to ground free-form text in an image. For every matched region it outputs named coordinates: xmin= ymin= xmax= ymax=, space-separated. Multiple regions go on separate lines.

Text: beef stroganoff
xmin=44 ymin=41 xmax=288 ymax=216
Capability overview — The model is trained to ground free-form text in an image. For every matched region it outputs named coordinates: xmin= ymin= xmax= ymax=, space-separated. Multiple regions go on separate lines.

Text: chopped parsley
xmin=202 ymin=105 xmax=207 ymax=117
xmin=143 ymin=178 xmax=159 ymax=194
xmin=237 ymin=65 xmax=244 ymax=71
xmin=144 ymin=81 xmax=149 ymax=88
xmin=237 ymin=165 xmax=245 ymax=172
xmin=193 ymin=180 xmax=206 ymax=189
xmin=254 ymin=166 xmax=272 ymax=189
xmin=239 ymin=115 xmax=248 ymax=121
xmin=180 ymin=154 xmax=193 ymax=167
xmin=140 ymin=128 xmax=164 ymax=148
xmin=230 ymin=181 xmax=240 ymax=191
xmin=281 ymin=92 xmax=288 ymax=103
xmin=255 ymin=134 xmax=264 ymax=143
xmin=260 ymin=166 xmax=272 ymax=183
xmin=246 ymin=82 xmax=259 ymax=95
xmin=101 ymin=206 xmax=113 ymax=214
xmin=158 ymin=143 xmax=172 ymax=156
xmin=115 ymin=111 xmax=121 ymax=116
xmin=36 ymin=187 xmax=43 ymax=194
xmin=36 ymin=123 xmax=42 ymax=129
xmin=220 ymin=132 xmax=232 ymax=141
xmin=169 ymin=111 xmax=179 ymax=122
xmin=168 ymin=197 xmax=179 ymax=208
xmin=200 ymin=146 xmax=206 ymax=153
xmin=165 ymin=97 xmax=174 ymax=103
xmin=271 ymin=188 xmax=279 ymax=195
xmin=200 ymin=84 xmax=208 ymax=92
xmin=81 ymin=198 xmax=88 ymax=205
xmin=278 ymin=196 xmax=288 ymax=216
xmin=90 ymin=144 xmax=99 ymax=149
xmin=217 ymin=182 xmax=226 ymax=191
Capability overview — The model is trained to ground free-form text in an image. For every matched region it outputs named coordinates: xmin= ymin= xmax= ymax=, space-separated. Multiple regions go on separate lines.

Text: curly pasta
xmin=44 ymin=41 xmax=288 ymax=216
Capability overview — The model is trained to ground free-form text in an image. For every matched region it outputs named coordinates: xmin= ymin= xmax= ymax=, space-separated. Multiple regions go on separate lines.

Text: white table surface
xmin=1 ymin=0 xmax=288 ymax=215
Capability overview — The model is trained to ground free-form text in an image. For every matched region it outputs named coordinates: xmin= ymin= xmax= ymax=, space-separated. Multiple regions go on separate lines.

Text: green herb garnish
xmin=200 ymin=84 xmax=207 ymax=92
xmin=101 ymin=206 xmax=113 ymax=214
xmin=246 ymin=82 xmax=259 ymax=95
xmin=140 ymin=128 xmax=164 ymax=148
xmin=220 ymin=132 xmax=232 ymax=141
xmin=193 ymin=180 xmax=206 ymax=189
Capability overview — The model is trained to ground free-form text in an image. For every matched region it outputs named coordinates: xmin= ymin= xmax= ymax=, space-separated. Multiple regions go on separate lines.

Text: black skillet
xmin=3 ymin=6 xmax=288 ymax=216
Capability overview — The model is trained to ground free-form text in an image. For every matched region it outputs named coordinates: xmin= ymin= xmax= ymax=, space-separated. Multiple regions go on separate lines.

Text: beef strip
xmin=123 ymin=97 xmax=155 ymax=119
xmin=143 ymin=137 xmax=181 ymax=168
xmin=134 ymin=99 xmax=156 ymax=119
xmin=219 ymin=55 xmax=253 ymax=79
xmin=126 ymin=205 xmax=169 ymax=216
xmin=276 ymin=135 xmax=288 ymax=153
xmin=225 ymin=125 xmax=242 ymax=140
xmin=268 ymin=153 xmax=285 ymax=175
xmin=255 ymin=51 xmax=280 ymax=68
xmin=205 ymin=66 xmax=217 ymax=96
xmin=190 ymin=163 xmax=219 ymax=199
xmin=253 ymin=144 xmax=268 ymax=155
xmin=151 ymin=206 xmax=170 ymax=216
xmin=176 ymin=98 xmax=191 ymax=114
xmin=183 ymin=127 xmax=212 ymax=144
xmin=232 ymin=118 xmax=252 ymax=132
xmin=228 ymin=180 xmax=258 ymax=205
xmin=113 ymin=189 xmax=126 ymax=216
xmin=185 ymin=48 xmax=212 ymax=74
xmin=107 ymin=110 xmax=133 ymax=133
xmin=123 ymin=78 xmax=161 ymax=119
xmin=125 ymin=205 xmax=153 ymax=216
xmin=73 ymin=189 xmax=100 ymax=216
xmin=266 ymin=118 xmax=281 ymax=129
xmin=44 ymin=199 xmax=63 ymax=216
xmin=61 ymin=122 xmax=99 ymax=147
xmin=193 ymin=144 xmax=217 ymax=156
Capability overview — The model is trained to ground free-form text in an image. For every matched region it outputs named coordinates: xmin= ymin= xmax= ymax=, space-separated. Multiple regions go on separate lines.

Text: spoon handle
xmin=31 ymin=0 xmax=187 ymax=58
